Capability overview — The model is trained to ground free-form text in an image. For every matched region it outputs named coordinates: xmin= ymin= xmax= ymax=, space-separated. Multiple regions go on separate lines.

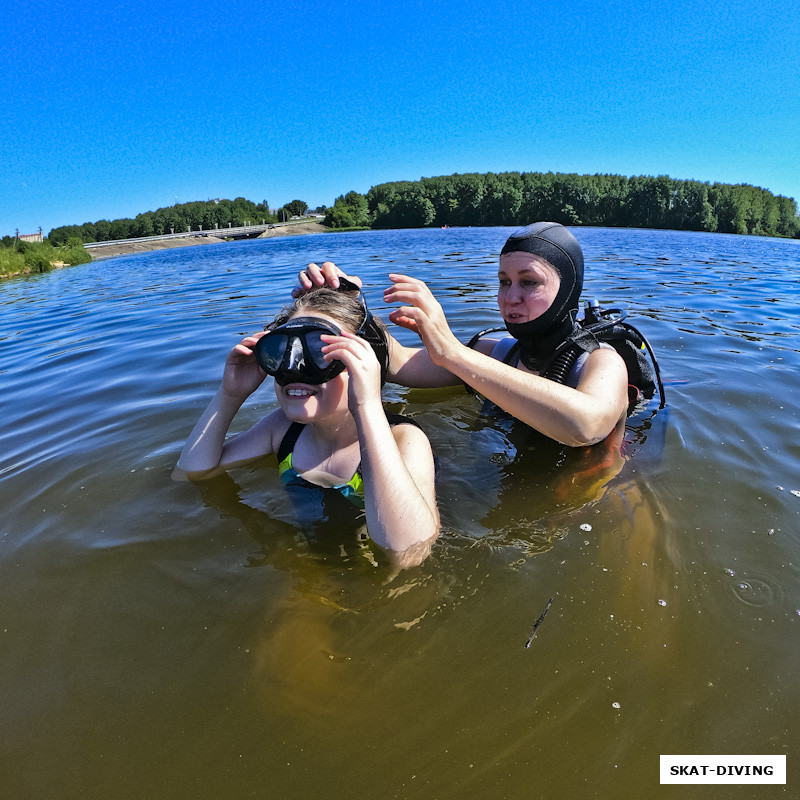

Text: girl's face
xmin=274 ymin=312 xmax=351 ymax=423
xmin=497 ymin=252 xmax=561 ymax=325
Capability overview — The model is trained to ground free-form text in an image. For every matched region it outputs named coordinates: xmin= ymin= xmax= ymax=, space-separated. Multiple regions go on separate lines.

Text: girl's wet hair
xmin=269 ymin=288 xmax=368 ymax=333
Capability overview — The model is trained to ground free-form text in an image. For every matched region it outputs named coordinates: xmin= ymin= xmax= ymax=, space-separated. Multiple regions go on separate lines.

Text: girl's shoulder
xmin=387 ymin=412 xmax=432 ymax=451
xmin=243 ymin=408 xmax=296 ymax=456
xmin=584 ymin=341 xmax=625 ymax=367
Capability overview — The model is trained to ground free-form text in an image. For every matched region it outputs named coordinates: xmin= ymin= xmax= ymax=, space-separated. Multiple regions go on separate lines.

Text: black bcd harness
xmin=466 ymin=299 xmax=666 ymax=415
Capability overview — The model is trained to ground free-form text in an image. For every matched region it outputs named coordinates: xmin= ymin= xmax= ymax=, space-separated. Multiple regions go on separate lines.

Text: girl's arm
xmin=174 ymin=400 xmax=285 ymax=481
xmin=385 ymin=274 xmax=629 ymax=446
xmin=354 ymin=405 xmax=440 ymax=567
xmin=322 ymin=332 xmax=440 ymax=563
xmin=173 ymin=332 xmax=285 ymax=481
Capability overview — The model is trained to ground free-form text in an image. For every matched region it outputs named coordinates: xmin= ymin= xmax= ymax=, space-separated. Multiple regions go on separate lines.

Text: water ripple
xmin=726 ymin=573 xmax=783 ymax=608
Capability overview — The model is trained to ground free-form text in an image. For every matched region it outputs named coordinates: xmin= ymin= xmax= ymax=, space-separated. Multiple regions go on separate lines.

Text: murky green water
xmin=2 ymin=227 xmax=798 ymax=798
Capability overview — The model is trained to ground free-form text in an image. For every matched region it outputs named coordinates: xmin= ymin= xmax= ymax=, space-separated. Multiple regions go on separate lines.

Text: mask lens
xmin=257 ymin=317 xmax=345 ymax=385
xmin=302 ymin=330 xmax=330 ymax=370
xmin=255 ymin=333 xmax=289 ymax=374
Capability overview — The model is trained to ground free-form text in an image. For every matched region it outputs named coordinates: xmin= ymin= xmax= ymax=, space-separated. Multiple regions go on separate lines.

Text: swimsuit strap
xmin=384 ymin=411 xmax=422 ymax=430
xmin=276 ymin=411 xmax=420 ymax=478
xmin=277 ymin=420 xmax=306 ymax=464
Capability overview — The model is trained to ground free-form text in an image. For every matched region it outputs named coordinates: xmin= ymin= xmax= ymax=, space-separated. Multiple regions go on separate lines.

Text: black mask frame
xmin=254 ymin=316 xmax=344 ymax=386
xmin=255 ymin=278 xmax=390 ymax=387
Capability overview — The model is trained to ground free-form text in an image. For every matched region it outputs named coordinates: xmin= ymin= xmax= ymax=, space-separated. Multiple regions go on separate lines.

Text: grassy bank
xmin=0 ymin=238 xmax=92 ymax=279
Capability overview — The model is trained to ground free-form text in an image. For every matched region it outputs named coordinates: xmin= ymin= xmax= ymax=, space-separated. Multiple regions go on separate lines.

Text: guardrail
xmin=83 ymin=219 xmax=320 ymax=249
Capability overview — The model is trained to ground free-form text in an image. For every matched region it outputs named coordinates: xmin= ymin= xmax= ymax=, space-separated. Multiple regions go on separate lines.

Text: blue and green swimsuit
xmin=276 ymin=413 xmax=421 ymax=510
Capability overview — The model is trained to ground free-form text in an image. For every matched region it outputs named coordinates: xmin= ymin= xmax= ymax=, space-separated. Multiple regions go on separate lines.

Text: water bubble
xmin=580 ymin=523 xmax=592 ymax=532
xmin=728 ymin=575 xmax=779 ymax=608
xmin=724 ymin=568 xmax=736 ymax=577
xmin=612 ymin=702 xmax=621 ymax=709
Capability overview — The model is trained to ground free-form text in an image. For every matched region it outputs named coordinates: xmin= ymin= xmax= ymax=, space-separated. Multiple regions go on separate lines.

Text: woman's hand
xmin=292 ymin=261 xmax=363 ymax=297
xmin=320 ymin=331 xmax=382 ymax=413
xmin=221 ymin=331 xmax=269 ymax=400
xmin=383 ymin=273 xmax=461 ymax=366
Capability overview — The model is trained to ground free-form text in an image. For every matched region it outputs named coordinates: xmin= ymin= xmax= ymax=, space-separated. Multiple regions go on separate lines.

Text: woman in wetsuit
xmin=297 ymin=222 xmax=630 ymax=448
xmin=174 ymin=288 xmax=439 ymax=565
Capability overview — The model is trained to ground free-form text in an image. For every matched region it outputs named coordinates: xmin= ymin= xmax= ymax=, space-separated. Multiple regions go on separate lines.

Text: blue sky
xmin=2 ymin=0 xmax=798 ymax=237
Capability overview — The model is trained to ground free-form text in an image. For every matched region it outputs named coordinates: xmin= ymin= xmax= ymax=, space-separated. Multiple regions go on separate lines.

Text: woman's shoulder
xmin=570 ymin=342 xmax=628 ymax=388
xmin=388 ymin=415 xmax=436 ymax=478
xmin=587 ymin=341 xmax=626 ymax=365
xmin=472 ymin=335 xmax=511 ymax=358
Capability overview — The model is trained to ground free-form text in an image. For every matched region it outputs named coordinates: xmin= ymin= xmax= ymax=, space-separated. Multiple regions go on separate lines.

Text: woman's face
xmin=497 ymin=252 xmax=561 ymax=325
xmin=274 ymin=312 xmax=350 ymax=422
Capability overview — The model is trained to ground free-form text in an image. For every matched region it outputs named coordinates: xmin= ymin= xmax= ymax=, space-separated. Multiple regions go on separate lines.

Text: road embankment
xmin=89 ymin=222 xmax=330 ymax=260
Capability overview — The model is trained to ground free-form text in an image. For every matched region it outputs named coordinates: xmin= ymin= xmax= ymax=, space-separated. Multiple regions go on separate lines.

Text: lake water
xmin=2 ymin=227 xmax=798 ymax=799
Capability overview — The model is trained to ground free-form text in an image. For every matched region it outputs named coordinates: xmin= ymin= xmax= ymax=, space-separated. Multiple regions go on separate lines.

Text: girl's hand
xmin=292 ymin=261 xmax=363 ymax=297
xmin=320 ymin=332 xmax=382 ymax=412
xmin=383 ymin=273 xmax=461 ymax=366
xmin=221 ymin=331 xmax=269 ymax=399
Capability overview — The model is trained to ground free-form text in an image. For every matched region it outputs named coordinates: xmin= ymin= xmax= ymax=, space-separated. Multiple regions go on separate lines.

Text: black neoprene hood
xmin=500 ymin=221 xmax=585 ymax=342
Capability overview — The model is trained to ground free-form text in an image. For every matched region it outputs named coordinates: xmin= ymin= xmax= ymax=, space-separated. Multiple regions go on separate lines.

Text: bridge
xmin=83 ymin=219 xmax=321 ymax=250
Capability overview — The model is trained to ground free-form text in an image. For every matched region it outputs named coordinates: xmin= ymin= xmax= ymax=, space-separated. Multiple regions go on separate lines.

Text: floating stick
xmin=524 ymin=597 xmax=553 ymax=648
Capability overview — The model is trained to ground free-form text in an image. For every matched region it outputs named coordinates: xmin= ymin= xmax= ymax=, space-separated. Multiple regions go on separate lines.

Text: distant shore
xmin=88 ymin=222 xmax=330 ymax=260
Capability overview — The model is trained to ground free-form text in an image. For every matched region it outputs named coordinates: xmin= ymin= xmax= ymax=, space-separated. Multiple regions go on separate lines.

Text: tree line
xmin=47 ymin=171 xmax=799 ymax=245
xmin=359 ymin=172 xmax=799 ymax=238
xmin=48 ymin=197 xmax=315 ymax=246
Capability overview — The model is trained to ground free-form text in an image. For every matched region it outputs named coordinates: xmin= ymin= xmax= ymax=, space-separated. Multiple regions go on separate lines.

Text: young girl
xmin=174 ymin=288 xmax=440 ymax=566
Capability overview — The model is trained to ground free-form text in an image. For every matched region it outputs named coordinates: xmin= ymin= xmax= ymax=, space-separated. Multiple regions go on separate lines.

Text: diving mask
xmin=254 ymin=317 xmax=344 ymax=386
xmin=256 ymin=278 xmax=390 ymax=387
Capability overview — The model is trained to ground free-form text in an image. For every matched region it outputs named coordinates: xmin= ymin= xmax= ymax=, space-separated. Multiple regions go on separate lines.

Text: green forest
xmin=358 ymin=172 xmax=799 ymax=237
xmin=46 ymin=171 xmax=799 ymax=245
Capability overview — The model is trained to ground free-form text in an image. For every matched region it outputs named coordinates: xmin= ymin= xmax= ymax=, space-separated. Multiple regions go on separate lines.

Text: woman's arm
xmin=322 ymin=332 xmax=440 ymax=562
xmin=173 ymin=332 xmax=284 ymax=480
xmin=386 ymin=331 xmax=462 ymax=388
xmin=385 ymin=274 xmax=629 ymax=446
xmin=439 ymin=345 xmax=628 ymax=445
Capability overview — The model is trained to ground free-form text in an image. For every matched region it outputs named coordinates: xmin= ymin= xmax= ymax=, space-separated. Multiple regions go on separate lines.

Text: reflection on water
xmin=2 ymin=227 xmax=799 ymax=799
